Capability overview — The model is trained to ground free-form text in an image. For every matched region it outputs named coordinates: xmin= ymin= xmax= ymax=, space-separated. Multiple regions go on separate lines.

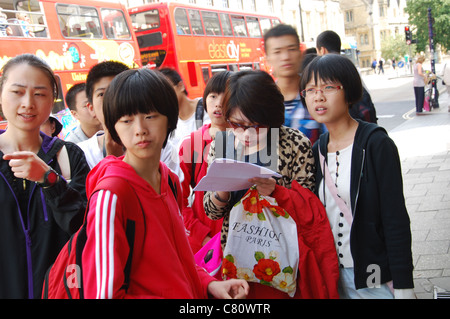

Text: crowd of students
xmin=0 ymin=24 xmax=414 ymax=299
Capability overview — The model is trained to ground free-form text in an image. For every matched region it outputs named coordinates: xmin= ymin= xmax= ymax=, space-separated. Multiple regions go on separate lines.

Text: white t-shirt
xmin=66 ymin=124 xmax=89 ymax=144
xmin=77 ymin=131 xmax=104 ymax=170
xmin=319 ymin=144 xmax=353 ymax=268
xmin=171 ymin=111 xmax=210 ymax=151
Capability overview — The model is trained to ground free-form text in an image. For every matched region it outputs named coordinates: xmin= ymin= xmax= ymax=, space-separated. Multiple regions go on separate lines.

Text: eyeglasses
xmin=300 ymin=85 xmax=344 ymax=98
xmin=227 ymin=120 xmax=267 ymax=131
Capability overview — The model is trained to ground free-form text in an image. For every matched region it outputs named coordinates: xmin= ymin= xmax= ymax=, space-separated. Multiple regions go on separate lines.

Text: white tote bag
xmin=222 ymin=187 xmax=299 ymax=297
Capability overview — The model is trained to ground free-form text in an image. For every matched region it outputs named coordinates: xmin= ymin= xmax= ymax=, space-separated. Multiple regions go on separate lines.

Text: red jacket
xmin=82 ymin=156 xmax=215 ymax=298
xmin=246 ymin=182 xmax=340 ymax=299
xmin=179 ymin=124 xmax=223 ymax=253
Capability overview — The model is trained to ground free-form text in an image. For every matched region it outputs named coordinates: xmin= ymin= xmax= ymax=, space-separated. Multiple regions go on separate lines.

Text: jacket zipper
xmin=0 ymin=172 xmax=35 ymax=298
xmin=353 ymin=149 xmax=365 ymax=216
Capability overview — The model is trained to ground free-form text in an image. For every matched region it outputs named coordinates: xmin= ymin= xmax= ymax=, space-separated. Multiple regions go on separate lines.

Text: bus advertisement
xmin=129 ymin=2 xmax=282 ymax=98
xmin=0 ymin=0 xmax=141 ymax=135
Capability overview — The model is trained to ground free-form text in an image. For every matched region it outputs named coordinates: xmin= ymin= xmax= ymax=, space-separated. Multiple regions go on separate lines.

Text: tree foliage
xmin=404 ymin=0 xmax=450 ymax=52
xmin=381 ymin=34 xmax=416 ymax=61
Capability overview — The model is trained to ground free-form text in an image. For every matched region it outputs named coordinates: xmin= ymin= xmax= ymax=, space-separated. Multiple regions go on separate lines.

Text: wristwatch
xmin=37 ymin=168 xmax=59 ymax=188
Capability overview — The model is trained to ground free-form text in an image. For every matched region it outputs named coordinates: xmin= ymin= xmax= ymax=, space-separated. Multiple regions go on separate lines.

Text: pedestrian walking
xmin=371 ymin=59 xmax=377 ymax=74
xmin=300 ymin=54 xmax=415 ymax=299
xmin=81 ymin=67 xmax=249 ymax=298
xmin=0 ymin=54 xmax=89 ymax=298
xmin=413 ymin=56 xmax=427 ymax=113
xmin=378 ymin=58 xmax=385 ymax=74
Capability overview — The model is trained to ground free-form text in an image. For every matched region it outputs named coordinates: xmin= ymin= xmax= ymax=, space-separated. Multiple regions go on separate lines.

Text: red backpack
xmin=42 ymin=175 xmax=177 ymax=299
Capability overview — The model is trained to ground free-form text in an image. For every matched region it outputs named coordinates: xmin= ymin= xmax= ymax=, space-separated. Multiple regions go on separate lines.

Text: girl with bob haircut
xmin=203 ymin=70 xmax=340 ymax=299
xmin=300 ymin=54 xmax=415 ymax=298
xmin=0 ymin=54 xmax=89 ymax=298
xmin=179 ymin=71 xmax=232 ymax=253
xmin=81 ymin=68 xmax=249 ymax=299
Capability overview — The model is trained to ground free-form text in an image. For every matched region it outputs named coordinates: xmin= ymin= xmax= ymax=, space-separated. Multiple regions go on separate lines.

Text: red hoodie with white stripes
xmin=81 ymin=155 xmax=215 ymax=298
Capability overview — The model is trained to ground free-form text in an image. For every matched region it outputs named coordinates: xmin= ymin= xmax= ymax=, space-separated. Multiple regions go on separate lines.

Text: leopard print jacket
xmin=203 ymin=125 xmax=316 ymax=250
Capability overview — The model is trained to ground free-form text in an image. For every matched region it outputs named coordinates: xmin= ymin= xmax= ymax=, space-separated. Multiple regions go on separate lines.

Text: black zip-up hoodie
xmin=313 ymin=120 xmax=414 ymax=290
xmin=0 ymin=131 xmax=89 ymax=298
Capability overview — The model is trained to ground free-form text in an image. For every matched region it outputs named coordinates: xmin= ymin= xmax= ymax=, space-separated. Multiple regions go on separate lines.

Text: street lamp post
xmin=428 ymin=7 xmax=439 ymax=108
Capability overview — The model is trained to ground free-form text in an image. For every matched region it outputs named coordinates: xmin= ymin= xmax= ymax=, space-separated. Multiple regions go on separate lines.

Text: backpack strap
xmin=167 ymin=174 xmax=178 ymax=200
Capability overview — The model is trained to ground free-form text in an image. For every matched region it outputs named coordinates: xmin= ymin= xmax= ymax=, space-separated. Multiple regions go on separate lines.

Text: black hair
xmin=263 ymin=24 xmax=299 ymax=53
xmin=0 ymin=53 xmax=58 ymax=99
xmin=299 ymin=54 xmax=363 ymax=108
xmin=222 ymin=70 xmax=284 ymax=128
xmin=85 ymin=61 xmax=129 ymax=103
xmin=316 ymin=30 xmax=341 ymax=54
xmin=300 ymin=53 xmax=317 ymax=76
xmin=103 ymin=68 xmax=178 ymax=147
xmin=65 ymin=82 xmax=86 ymax=111
xmin=202 ymin=71 xmax=232 ymax=111
xmin=158 ymin=67 xmax=188 ymax=95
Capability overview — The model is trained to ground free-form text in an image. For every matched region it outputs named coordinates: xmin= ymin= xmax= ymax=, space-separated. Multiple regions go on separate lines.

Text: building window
xmin=346 ymin=10 xmax=353 ymax=23
xmin=218 ymin=0 xmax=229 ymax=8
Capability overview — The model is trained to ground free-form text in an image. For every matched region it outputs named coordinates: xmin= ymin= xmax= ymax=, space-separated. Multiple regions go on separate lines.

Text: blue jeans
xmin=414 ymin=86 xmax=424 ymax=112
xmin=338 ymin=268 xmax=394 ymax=299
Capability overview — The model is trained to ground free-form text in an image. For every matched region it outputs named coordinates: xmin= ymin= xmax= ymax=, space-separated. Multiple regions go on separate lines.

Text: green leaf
xmin=254 ymin=251 xmax=265 ymax=262
xmin=257 ymin=213 xmax=266 ymax=221
xmin=224 ymin=254 xmax=234 ymax=263
xmin=282 ymin=266 xmax=294 ymax=274
xmin=259 ymin=279 xmax=272 ymax=286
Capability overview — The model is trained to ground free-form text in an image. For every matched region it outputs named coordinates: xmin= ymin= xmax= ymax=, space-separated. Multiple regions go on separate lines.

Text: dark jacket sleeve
xmin=43 ymin=141 xmax=89 ymax=235
xmin=367 ymin=131 xmax=414 ymax=289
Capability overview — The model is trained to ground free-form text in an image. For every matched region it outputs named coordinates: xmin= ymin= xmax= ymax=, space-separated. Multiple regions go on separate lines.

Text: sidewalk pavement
xmin=388 ymin=90 xmax=450 ymax=299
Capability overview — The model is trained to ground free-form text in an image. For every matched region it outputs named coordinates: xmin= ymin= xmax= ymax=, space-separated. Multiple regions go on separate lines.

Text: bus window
xmin=201 ymin=65 xmax=210 ymax=84
xmin=14 ymin=0 xmax=48 ymax=37
xmin=228 ymin=64 xmax=238 ymax=72
xmin=201 ymin=11 xmax=221 ymax=36
xmin=219 ymin=13 xmax=233 ymax=36
xmin=211 ymin=64 xmax=227 ymax=74
xmin=271 ymin=19 xmax=280 ymax=27
xmin=174 ymin=8 xmax=191 ymax=35
xmin=188 ymin=9 xmax=204 ymax=36
xmin=239 ymin=63 xmax=253 ymax=70
xmin=101 ymin=9 xmax=131 ymax=39
xmin=130 ymin=9 xmax=159 ymax=31
xmin=254 ymin=62 xmax=260 ymax=70
xmin=231 ymin=15 xmax=247 ymax=37
xmin=260 ymin=18 xmax=271 ymax=35
xmin=57 ymin=4 xmax=102 ymax=38
xmin=246 ymin=17 xmax=261 ymax=38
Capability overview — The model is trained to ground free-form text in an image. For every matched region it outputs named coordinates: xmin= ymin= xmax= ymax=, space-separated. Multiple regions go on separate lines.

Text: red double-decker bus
xmin=129 ymin=2 xmax=282 ymax=98
xmin=0 ymin=0 xmax=141 ymax=134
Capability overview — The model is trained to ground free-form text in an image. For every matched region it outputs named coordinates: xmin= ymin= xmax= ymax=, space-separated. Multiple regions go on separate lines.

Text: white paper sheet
xmin=193 ymin=158 xmax=281 ymax=192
